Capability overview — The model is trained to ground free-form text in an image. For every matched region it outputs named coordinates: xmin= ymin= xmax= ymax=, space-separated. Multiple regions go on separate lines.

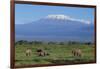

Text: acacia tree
xmin=48 ymin=42 xmax=56 ymax=45
xmin=15 ymin=40 xmax=28 ymax=45
xmin=32 ymin=41 xmax=43 ymax=45
xmin=59 ymin=42 xmax=64 ymax=45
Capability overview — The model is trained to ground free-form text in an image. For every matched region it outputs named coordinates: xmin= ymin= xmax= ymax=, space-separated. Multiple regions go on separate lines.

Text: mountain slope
xmin=15 ymin=15 xmax=94 ymax=42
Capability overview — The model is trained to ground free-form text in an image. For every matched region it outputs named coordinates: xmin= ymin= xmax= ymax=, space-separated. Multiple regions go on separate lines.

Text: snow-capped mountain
xmin=45 ymin=14 xmax=71 ymax=20
xmin=15 ymin=14 xmax=94 ymax=42
xmin=45 ymin=14 xmax=90 ymax=24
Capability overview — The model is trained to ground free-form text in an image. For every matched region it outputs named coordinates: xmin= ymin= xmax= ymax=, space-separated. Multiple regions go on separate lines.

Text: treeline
xmin=15 ymin=40 xmax=94 ymax=45
xmin=15 ymin=40 xmax=42 ymax=45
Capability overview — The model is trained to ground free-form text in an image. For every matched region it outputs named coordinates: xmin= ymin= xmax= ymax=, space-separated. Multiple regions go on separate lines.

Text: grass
xmin=15 ymin=43 xmax=95 ymax=66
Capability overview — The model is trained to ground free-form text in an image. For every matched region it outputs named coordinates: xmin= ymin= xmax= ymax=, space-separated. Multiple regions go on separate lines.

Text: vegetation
xmin=15 ymin=40 xmax=95 ymax=66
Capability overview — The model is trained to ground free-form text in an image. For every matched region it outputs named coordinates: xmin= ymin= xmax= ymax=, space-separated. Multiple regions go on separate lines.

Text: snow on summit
xmin=45 ymin=14 xmax=91 ymax=24
xmin=46 ymin=14 xmax=70 ymax=20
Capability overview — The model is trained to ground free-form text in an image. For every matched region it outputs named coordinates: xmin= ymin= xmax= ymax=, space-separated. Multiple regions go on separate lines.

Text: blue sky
xmin=15 ymin=4 xmax=95 ymax=24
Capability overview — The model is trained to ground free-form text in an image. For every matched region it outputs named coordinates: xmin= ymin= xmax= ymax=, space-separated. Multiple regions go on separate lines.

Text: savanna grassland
xmin=15 ymin=41 xmax=95 ymax=66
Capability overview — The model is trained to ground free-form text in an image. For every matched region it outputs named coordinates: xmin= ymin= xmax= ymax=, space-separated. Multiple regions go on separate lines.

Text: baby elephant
xmin=25 ymin=48 xmax=32 ymax=56
xmin=72 ymin=48 xmax=82 ymax=57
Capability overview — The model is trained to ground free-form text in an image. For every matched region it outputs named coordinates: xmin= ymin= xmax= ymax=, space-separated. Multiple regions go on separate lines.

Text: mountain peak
xmin=46 ymin=14 xmax=70 ymax=20
xmin=45 ymin=14 xmax=91 ymax=24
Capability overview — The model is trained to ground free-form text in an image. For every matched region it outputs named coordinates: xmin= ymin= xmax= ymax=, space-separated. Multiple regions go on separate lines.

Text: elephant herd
xmin=25 ymin=48 xmax=49 ymax=57
xmin=25 ymin=48 xmax=82 ymax=57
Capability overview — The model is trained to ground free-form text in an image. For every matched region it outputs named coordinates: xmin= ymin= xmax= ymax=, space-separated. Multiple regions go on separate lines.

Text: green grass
xmin=15 ymin=43 xmax=95 ymax=66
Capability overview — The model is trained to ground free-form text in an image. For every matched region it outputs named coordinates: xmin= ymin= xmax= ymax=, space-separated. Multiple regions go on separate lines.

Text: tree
xmin=59 ymin=42 xmax=64 ymax=45
xmin=15 ymin=40 xmax=28 ymax=45
xmin=85 ymin=42 xmax=92 ymax=45
xmin=32 ymin=41 xmax=42 ymax=45
xmin=48 ymin=42 xmax=56 ymax=45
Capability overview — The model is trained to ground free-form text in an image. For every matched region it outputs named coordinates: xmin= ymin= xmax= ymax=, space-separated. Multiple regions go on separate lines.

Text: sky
xmin=15 ymin=4 xmax=95 ymax=24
